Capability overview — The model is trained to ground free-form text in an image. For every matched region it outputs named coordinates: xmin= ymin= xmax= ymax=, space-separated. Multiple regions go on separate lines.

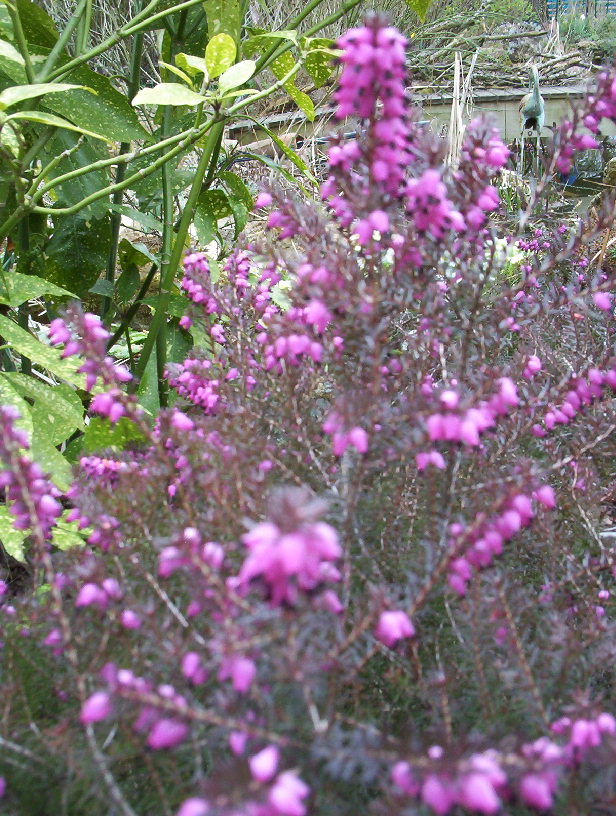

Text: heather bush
xmin=3 ymin=14 xmax=616 ymax=816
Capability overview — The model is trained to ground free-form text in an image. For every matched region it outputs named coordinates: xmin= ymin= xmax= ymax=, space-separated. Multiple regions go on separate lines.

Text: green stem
xmin=7 ymin=2 xmax=35 ymax=83
xmin=36 ymin=0 xmax=88 ymax=82
xmin=46 ymin=0 xmax=203 ymax=83
xmin=156 ymin=104 xmax=175 ymax=407
xmin=28 ymin=128 xmax=196 ymax=204
xmin=102 ymin=10 xmax=146 ymax=319
xmin=29 ymin=124 xmax=211 ymax=218
xmin=17 ymin=219 xmax=31 ymax=375
xmin=133 ymin=119 xmax=224 ymax=386
xmin=76 ymin=0 xmax=93 ymax=55
xmin=227 ymin=64 xmax=301 ymax=115
xmin=107 ymin=262 xmax=158 ymax=349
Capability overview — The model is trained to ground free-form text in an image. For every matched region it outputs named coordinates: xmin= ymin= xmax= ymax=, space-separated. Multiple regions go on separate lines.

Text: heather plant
xmin=4 ymin=13 xmax=616 ymax=816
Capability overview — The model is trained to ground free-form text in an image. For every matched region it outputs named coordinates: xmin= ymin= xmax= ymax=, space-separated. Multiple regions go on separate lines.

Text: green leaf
xmin=6 ymin=109 xmax=113 ymax=142
xmin=43 ymin=58 xmax=151 ymax=143
xmin=0 ymin=314 xmax=83 ymax=385
xmin=270 ymin=51 xmax=314 ymax=120
xmin=108 ymin=205 xmax=164 ymax=233
xmin=30 ymin=433 xmax=72 ymax=491
xmin=42 ymin=131 xmax=110 ymax=220
xmin=303 ymin=38 xmax=335 ymax=89
xmin=132 ymin=82 xmax=206 ymax=107
xmin=218 ymin=170 xmax=253 ymax=210
xmin=44 ymin=212 xmax=112 ymax=298
xmin=243 ymin=30 xmax=298 ymax=55
xmin=81 ymin=416 xmax=145 ymax=453
xmin=158 ymin=59 xmax=193 ymax=86
xmin=219 ymin=59 xmax=255 ymax=92
xmin=175 ymin=52 xmax=208 ymax=79
xmin=404 ymin=0 xmax=435 ymax=21
xmin=204 ymin=0 xmax=240 ymax=43
xmin=51 ymin=518 xmax=86 ymax=551
xmin=0 ymin=82 xmax=93 ymax=110
xmin=0 ymin=38 xmax=24 ymax=66
xmin=137 ymin=340 xmax=159 ymax=415
xmin=205 ymin=33 xmax=236 ymax=79
xmin=118 ymin=238 xmax=159 ymax=270
xmin=0 ymin=270 xmax=75 ymax=307
xmin=89 ymin=278 xmax=114 ymax=298
xmin=245 ymin=118 xmax=317 ymax=185
xmin=4 ymin=373 xmax=83 ymax=446
xmin=195 ymin=188 xmax=236 ymax=243
xmin=0 ymin=506 xmax=27 ymax=562
xmin=0 ymin=375 xmax=33 ymax=439
xmin=227 ymin=195 xmax=247 ymax=238
xmin=14 ymin=0 xmax=59 ymax=48
xmin=116 ymin=265 xmax=140 ymax=303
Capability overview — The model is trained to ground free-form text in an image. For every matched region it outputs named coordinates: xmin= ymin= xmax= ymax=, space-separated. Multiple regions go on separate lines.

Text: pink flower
xmin=219 ymin=655 xmax=256 ymax=693
xmin=268 ymin=771 xmax=310 ymax=816
xmin=458 ymin=773 xmax=500 ymax=813
xmin=593 ymin=291 xmax=613 ymax=311
xmin=255 ymin=192 xmax=273 ymax=209
xmin=421 ymin=774 xmax=454 ymax=815
xmin=175 ymin=798 xmax=210 ymax=816
xmin=391 ymin=761 xmax=419 ymax=795
xmin=75 ymin=583 xmax=108 ymax=610
xmin=375 ymin=610 xmax=415 ymax=647
xmin=80 ymin=691 xmax=112 ymax=724
xmin=249 ymin=745 xmax=279 ymax=782
xmin=120 ymin=610 xmax=141 ymax=629
xmin=147 ymin=718 xmax=188 ymax=750
xmin=519 ymin=773 xmax=554 ymax=810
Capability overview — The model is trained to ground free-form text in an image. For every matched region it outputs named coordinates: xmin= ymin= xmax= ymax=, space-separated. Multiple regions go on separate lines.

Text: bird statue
xmin=519 ymin=65 xmax=545 ymax=175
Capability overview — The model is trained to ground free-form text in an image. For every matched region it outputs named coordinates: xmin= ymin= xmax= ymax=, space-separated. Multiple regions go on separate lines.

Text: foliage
xmin=1 ymin=12 xmax=616 ymax=816
xmin=0 ymin=0 xmax=367 ymax=513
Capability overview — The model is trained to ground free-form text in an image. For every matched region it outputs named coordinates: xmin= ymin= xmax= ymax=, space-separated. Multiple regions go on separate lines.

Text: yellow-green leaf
xmin=132 ymin=83 xmax=206 ymax=107
xmin=218 ymin=59 xmax=255 ymax=92
xmin=175 ymin=52 xmax=209 ymax=80
xmin=205 ymin=33 xmax=236 ymax=79
xmin=0 ymin=82 xmax=94 ymax=110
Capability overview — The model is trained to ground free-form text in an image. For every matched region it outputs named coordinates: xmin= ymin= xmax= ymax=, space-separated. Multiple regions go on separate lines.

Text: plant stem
xmin=156 ymin=104 xmax=175 ymax=407
xmin=6 ymin=2 xmax=35 ymax=83
xmin=133 ymin=119 xmax=224 ymax=387
xmin=28 ymin=124 xmax=211 ymax=219
xmin=102 ymin=8 xmax=146 ymax=320
xmin=107 ymin=262 xmax=159 ymax=350
xmin=75 ymin=0 xmax=93 ymax=55
xmin=46 ymin=0 xmax=203 ymax=83
xmin=17 ymin=219 xmax=31 ymax=375
xmin=36 ymin=0 xmax=89 ymax=83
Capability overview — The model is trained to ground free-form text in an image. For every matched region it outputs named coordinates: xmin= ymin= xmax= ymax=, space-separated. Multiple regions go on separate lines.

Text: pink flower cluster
xmin=49 ymin=307 xmax=132 ymax=422
xmin=322 ymin=412 xmax=369 ymax=456
xmin=555 ymin=71 xmax=616 ymax=174
xmin=334 ymin=19 xmax=411 ymax=196
xmin=181 ymin=251 xmax=221 ymax=316
xmin=176 ymin=747 xmax=309 ymax=816
xmin=406 ymin=169 xmax=465 ymax=239
xmin=166 ymin=357 xmax=221 ymax=413
xmin=531 ymin=364 xmax=616 ymax=438
xmin=239 ymin=496 xmax=342 ymax=607
xmin=391 ymin=710 xmax=616 ymax=814
xmin=448 ymin=486 xmax=556 ymax=595
xmin=426 ymin=378 xmax=518 ymax=448
xmin=0 ymin=405 xmax=62 ymax=538
xmin=84 ymin=665 xmax=191 ymax=750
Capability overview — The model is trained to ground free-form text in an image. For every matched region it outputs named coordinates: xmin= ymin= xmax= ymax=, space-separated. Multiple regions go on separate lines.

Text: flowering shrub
xmin=3 ymin=14 xmax=616 ymax=816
